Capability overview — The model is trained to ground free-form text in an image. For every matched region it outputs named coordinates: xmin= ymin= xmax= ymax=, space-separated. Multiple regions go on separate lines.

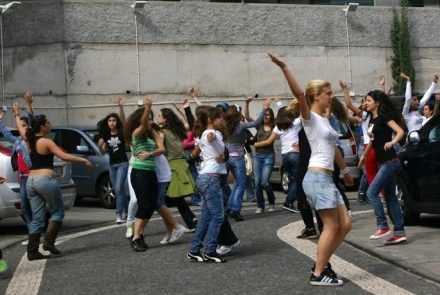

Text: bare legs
xmin=314 ymin=205 xmax=352 ymax=276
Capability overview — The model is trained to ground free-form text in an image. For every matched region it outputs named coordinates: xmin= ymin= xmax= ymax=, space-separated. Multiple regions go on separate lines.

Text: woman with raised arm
xmin=269 ymin=53 xmax=352 ymax=286
xmin=358 ymin=90 xmax=407 ymax=245
xmin=223 ymin=98 xmax=271 ymax=221
xmin=97 ymin=97 xmax=129 ymax=224
xmin=13 ymin=103 xmax=93 ymax=261
xmin=401 ymin=73 xmax=438 ymax=132
xmin=125 ymin=97 xmax=165 ymax=251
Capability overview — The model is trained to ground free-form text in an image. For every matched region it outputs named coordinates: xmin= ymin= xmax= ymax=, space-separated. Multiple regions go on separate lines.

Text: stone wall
xmin=2 ymin=1 xmax=440 ymax=124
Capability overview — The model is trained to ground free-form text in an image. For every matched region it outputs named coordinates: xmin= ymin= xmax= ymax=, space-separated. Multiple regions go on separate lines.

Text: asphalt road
xmin=1 ymin=192 xmax=439 ymax=294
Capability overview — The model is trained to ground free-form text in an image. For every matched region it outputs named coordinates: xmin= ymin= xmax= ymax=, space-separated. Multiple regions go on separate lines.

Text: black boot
xmin=43 ymin=221 xmax=63 ymax=255
xmin=27 ymin=234 xmax=49 ymax=261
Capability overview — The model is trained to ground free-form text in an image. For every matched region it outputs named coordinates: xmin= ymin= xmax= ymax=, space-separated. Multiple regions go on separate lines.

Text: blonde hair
xmin=287 ymin=98 xmax=300 ymax=117
xmin=305 ymin=80 xmax=331 ymax=106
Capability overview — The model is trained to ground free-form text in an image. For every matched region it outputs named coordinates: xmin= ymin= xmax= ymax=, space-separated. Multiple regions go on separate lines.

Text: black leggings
xmin=131 ymin=169 xmax=157 ymax=220
xmin=165 ymin=197 xmax=196 ymax=229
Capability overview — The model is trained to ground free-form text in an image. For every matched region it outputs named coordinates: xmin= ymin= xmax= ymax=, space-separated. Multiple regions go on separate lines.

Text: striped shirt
xmin=131 ymin=135 xmax=156 ymax=171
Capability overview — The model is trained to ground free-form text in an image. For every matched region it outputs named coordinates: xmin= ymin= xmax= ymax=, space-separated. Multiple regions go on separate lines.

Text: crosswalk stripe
xmin=277 ymin=219 xmax=415 ymax=294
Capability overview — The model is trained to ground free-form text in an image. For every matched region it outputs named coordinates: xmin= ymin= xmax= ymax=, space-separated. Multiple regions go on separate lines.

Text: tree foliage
xmin=390 ymin=0 xmax=415 ymax=94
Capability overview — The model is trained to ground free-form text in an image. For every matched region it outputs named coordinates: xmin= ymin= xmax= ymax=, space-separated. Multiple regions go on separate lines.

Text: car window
xmin=84 ymin=130 xmax=100 ymax=145
xmin=428 ymin=125 xmax=440 ymax=143
xmin=58 ymin=130 xmax=84 ymax=153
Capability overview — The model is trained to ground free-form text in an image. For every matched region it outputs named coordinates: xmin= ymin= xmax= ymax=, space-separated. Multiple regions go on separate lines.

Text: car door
xmin=51 ymin=129 xmax=94 ymax=195
xmin=403 ymin=116 xmax=440 ymax=202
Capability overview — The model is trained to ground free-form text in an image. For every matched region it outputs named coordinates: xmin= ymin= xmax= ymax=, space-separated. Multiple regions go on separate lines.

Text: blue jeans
xmin=19 ymin=175 xmax=32 ymax=227
xmin=245 ymin=175 xmax=255 ymax=201
xmin=227 ymin=155 xmax=246 ymax=213
xmin=254 ymin=153 xmax=275 ymax=209
xmin=366 ymin=159 xmax=404 ymax=235
xmin=26 ymin=175 xmax=65 ymax=235
xmin=109 ymin=161 xmax=129 ymax=217
xmin=190 ymin=174 xmax=224 ymax=254
xmin=156 ymin=182 xmax=169 ymax=210
xmin=187 ymin=157 xmax=201 ymax=205
xmin=282 ymin=152 xmax=299 ymax=205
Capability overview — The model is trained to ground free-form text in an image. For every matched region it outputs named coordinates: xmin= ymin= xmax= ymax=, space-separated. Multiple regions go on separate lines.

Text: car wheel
xmin=396 ymin=176 xmax=420 ymax=226
xmin=97 ymin=174 xmax=116 ymax=209
xmin=281 ymin=169 xmax=291 ymax=194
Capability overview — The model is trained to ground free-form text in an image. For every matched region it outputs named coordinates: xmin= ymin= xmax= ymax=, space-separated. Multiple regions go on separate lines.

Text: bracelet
xmin=340 ymin=167 xmax=350 ymax=175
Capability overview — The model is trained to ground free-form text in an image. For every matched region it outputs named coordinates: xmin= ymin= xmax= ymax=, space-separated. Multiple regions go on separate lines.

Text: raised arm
xmin=339 ymin=80 xmax=361 ymax=116
xmin=0 ymin=112 xmax=19 ymax=143
xmin=244 ymin=96 xmax=254 ymax=122
xmin=236 ymin=98 xmax=271 ymax=132
xmin=401 ymin=72 xmax=412 ymax=116
xmin=189 ymin=87 xmax=202 ymax=106
xmin=171 ymin=100 xmax=188 ymax=128
xmin=379 ymin=75 xmax=386 ymax=92
xmin=268 ymin=53 xmax=309 ymax=120
xmin=182 ymin=99 xmax=195 ymax=131
xmin=434 ymin=94 xmax=440 ymax=116
xmin=418 ymin=74 xmax=438 ymax=111
xmin=133 ymin=96 xmax=153 ymax=138
xmin=117 ymin=96 xmax=127 ymax=128
xmin=12 ymin=102 xmax=27 ymax=140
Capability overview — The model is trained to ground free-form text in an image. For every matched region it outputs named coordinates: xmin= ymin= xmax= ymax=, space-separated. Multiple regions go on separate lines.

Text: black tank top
xmin=30 ymin=137 xmax=54 ymax=170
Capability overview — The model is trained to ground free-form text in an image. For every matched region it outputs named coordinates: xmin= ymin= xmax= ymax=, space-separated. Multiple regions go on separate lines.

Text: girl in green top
xmin=125 ymin=97 xmax=165 ymax=252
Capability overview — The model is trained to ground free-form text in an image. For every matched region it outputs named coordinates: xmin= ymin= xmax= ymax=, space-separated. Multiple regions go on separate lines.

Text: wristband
xmin=340 ymin=167 xmax=350 ymax=175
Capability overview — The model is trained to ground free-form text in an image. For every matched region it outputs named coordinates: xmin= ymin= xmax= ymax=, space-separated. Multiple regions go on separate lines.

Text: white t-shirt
xmin=302 ymin=112 xmax=339 ymax=171
xmin=199 ymin=129 xmax=227 ymax=175
xmin=272 ymin=118 xmax=302 ymax=154
xmin=361 ymin=111 xmax=371 ymax=145
xmin=155 ymin=154 xmax=172 ymax=183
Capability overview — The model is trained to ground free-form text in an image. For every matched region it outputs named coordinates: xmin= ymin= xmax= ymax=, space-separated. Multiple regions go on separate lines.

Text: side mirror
xmin=407 ymin=131 xmax=420 ymax=144
xmin=76 ymin=145 xmax=91 ymax=154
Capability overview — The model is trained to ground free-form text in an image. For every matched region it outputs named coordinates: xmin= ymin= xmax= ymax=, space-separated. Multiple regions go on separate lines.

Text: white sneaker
xmin=169 ymin=225 xmax=187 ymax=243
xmin=160 ymin=232 xmax=171 ymax=245
xmin=125 ymin=222 xmax=134 ymax=238
xmin=21 ymin=240 xmax=29 ymax=246
xmin=255 ymin=208 xmax=264 ymax=214
xmin=216 ymin=240 xmax=240 ymax=256
xmin=268 ymin=205 xmax=275 ymax=212
xmin=116 ymin=216 xmax=124 ymax=224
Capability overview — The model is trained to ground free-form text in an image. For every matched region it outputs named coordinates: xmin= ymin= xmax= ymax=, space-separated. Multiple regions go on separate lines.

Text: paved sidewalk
xmin=346 ymin=209 xmax=440 ymax=284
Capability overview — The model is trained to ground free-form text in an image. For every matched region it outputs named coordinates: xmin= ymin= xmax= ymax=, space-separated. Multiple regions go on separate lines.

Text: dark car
xmin=396 ymin=111 xmax=440 ymax=225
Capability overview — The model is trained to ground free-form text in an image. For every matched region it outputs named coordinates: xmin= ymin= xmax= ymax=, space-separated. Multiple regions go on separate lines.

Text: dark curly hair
xmin=223 ymin=106 xmax=241 ymax=137
xmin=366 ymin=90 xmax=407 ymax=132
xmin=97 ymin=113 xmax=124 ymax=139
xmin=125 ymin=108 xmax=153 ymax=146
xmin=160 ymin=108 xmax=186 ymax=140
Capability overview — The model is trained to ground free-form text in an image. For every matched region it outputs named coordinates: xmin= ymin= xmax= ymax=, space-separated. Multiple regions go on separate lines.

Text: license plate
xmin=54 ymin=166 xmax=63 ymax=176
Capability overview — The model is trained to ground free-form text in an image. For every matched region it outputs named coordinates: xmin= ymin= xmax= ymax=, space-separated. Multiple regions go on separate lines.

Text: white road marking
xmin=6 ymin=217 xmax=162 ymax=295
xmin=277 ymin=217 xmax=415 ymax=295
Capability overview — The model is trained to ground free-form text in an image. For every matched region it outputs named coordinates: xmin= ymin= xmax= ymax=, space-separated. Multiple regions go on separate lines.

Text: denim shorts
xmin=302 ymin=171 xmax=344 ymax=210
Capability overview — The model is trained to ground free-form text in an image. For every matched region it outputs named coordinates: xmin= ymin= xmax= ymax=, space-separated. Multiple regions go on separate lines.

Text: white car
xmin=0 ymin=129 xmax=76 ymax=221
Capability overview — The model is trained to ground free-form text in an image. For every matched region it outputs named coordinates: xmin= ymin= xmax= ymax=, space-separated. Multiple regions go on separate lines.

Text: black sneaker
xmin=311 ymin=262 xmax=337 ymax=279
xmin=228 ymin=211 xmax=244 ymax=222
xmin=282 ymin=203 xmax=299 ymax=213
xmin=203 ymin=252 xmax=227 ymax=263
xmin=131 ymin=238 xmax=148 ymax=252
xmin=187 ymin=251 xmax=206 ymax=262
xmin=310 ymin=268 xmax=343 ymax=286
xmin=297 ymin=228 xmax=318 ymax=239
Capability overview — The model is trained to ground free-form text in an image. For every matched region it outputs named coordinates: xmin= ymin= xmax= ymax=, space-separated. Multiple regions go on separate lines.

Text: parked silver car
xmin=0 ymin=130 xmax=76 ymax=221
xmin=49 ymin=126 xmax=126 ymax=209
xmin=270 ymin=121 xmax=360 ymax=193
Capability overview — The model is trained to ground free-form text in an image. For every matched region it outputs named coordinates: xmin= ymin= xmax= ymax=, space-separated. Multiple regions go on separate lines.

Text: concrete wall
xmin=2 ymin=1 xmax=440 ymax=125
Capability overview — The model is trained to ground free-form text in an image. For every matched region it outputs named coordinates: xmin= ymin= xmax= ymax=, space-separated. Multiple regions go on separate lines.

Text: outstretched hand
xmin=0 ymin=176 xmax=6 ymax=184
xmin=379 ymin=75 xmax=386 ymax=86
xmin=189 ymin=87 xmax=198 ymax=98
xmin=144 ymin=96 xmax=153 ymax=107
xmin=262 ymin=98 xmax=271 ymax=109
xmin=24 ymin=91 xmax=33 ymax=106
xmin=116 ymin=96 xmax=123 ymax=106
xmin=12 ymin=102 xmax=20 ymax=115
xmin=400 ymin=72 xmax=410 ymax=81
xmin=182 ymin=98 xmax=190 ymax=108
xmin=339 ymin=80 xmax=347 ymax=90
xmin=433 ymin=74 xmax=439 ymax=83
xmin=268 ymin=53 xmax=286 ymax=69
